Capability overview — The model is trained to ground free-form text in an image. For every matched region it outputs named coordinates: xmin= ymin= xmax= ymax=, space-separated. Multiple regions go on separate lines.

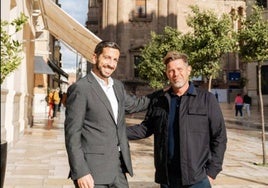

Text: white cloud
xmin=58 ymin=0 xmax=88 ymax=72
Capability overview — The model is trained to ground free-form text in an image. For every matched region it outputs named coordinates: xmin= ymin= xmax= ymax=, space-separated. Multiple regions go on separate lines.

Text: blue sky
xmin=59 ymin=0 xmax=88 ymax=72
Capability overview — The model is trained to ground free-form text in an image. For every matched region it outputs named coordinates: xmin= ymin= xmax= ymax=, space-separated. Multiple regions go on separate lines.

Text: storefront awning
xmin=53 ymin=77 xmax=69 ymax=85
xmin=34 ymin=56 xmax=55 ymax=75
xmin=38 ymin=0 xmax=101 ymax=63
xmin=48 ymin=60 xmax=69 ymax=79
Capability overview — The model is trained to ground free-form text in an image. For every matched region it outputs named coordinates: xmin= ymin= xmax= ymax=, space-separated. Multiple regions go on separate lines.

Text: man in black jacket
xmin=127 ymin=51 xmax=227 ymax=188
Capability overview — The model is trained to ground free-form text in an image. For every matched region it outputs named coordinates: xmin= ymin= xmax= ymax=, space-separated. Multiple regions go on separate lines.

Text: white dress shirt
xmin=91 ymin=71 xmax=118 ymax=123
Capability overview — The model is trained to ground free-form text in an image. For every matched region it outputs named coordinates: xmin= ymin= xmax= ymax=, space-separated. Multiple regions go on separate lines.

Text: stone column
xmin=117 ymin=0 xmax=127 ymax=49
xmin=167 ymin=0 xmax=177 ymax=28
xmin=158 ymin=0 xmax=168 ymax=33
xmin=105 ymin=0 xmax=117 ymax=41
xmin=116 ymin=0 xmax=128 ymax=78
xmin=101 ymin=0 xmax=107 ymax=29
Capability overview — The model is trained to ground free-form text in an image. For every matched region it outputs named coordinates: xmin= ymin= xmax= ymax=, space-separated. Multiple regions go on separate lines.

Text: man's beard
xmin=96 ymin=61 xmax=110 ymax=78
xmin=172 ymin=80 xmax=186 ymax=89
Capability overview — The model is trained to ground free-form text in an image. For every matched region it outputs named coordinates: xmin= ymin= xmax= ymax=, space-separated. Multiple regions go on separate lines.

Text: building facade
xmin=86 ymin=0 xmax=268 ymax=104
xmin=244 ymin=0 xmax=268 ymax=105
xmin=1 ymin=0 xmax=36 ymax=145
xmin=86 ymin=0 xmax=245 ymax=79
xmin=1 ymin=0 xmax=68 ymax=146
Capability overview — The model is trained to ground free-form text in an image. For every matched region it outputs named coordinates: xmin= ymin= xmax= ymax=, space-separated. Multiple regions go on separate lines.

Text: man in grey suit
xmin=64 ymin=41 xmax=154 ymax=188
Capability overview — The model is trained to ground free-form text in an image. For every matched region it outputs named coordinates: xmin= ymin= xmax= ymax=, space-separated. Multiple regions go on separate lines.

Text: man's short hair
xmin=94 ymin=41 xmax=120 ymax=56
xmin=163 ymin=51 xmax=189 ymax=65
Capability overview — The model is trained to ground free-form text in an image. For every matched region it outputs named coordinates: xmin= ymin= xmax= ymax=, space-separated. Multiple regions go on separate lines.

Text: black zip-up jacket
xmin=127 ymin=82 xmax=227 ymax=185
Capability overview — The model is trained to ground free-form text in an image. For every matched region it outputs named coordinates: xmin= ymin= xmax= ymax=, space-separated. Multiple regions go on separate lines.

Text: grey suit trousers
xmin=74 ymin=152 xmax=129 ymax=188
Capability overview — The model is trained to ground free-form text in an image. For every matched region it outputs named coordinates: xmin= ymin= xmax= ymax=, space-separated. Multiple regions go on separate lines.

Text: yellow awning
xmin=38 ymin=0 xmax=101 ymax=63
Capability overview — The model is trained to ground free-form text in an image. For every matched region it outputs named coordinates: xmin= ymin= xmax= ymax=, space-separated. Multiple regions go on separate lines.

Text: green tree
xmin=182 ymin=6 xmax=236 ymax=91
xmin=138 ymin=27 xmax=183 ymax=89
xmin=238 ymin=5 xmax=268 ymax=165
xmin=138 ymin=6 xmax=236 ymax=91
xmin=1 ymin=13 xmax=28 ymax=84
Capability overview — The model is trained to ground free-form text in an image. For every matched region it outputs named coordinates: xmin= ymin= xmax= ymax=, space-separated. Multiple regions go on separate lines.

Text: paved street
xmin=3 ymin=103 xmax=268 ymax=188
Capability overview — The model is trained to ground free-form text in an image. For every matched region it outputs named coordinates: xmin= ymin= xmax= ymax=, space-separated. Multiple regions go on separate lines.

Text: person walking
xmin=58 ymin=90 xmax=63 ymax=112
xmin=61 ymin=92 xmax=67 ymax=107
xmin=64 ymin=41 xmax=158 ymax=188
xmin=215 ymin=91 xmax=219 ymax=102
xmin=234 ymin=93 xmax=244 ymax=117
xmin=52 ymin=87 xmax=60 ymax=118
xmin=48 ymin=89 xmax=55 ymax=119
xmin=243 ymin=93 xmax=251 ymax=118
xmin=127 ymin=51 xmax=227 ymax=188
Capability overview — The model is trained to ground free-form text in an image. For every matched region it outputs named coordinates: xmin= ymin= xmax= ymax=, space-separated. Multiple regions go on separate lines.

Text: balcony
xmin=129 ymin=11 xmax=153 ymax=22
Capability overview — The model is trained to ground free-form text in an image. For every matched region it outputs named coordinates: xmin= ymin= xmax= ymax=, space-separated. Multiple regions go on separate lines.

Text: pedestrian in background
xmin=61 ymin=92 xmax=67 ymax=107
xmin=127 ymin=51 xmax=227 ymax=188
xmin=52 ymin=87 xmax=60 ymax=118
xmin=234 ymin=93 xmax=243 ymax=117
xmin=58 ymin=90 xmax=63 ymax=112
xmin=215 ymin=91 xmax=219 ymax=102
xmin=48 ymin=89 xmax=54 ymax=119
xmin=243 ymin=93 xmax=251 ymax=118
xmin=64 ymin=41 xmax=159 ymax=188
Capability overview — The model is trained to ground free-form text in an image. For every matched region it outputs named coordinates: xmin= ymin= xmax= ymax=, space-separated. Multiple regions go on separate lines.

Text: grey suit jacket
xmin=64 ymin=72 xmax=150 ymax=184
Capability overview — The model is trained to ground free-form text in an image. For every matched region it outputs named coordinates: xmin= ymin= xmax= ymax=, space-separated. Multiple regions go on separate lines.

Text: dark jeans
xmin=53 ymin=104 xmax=59 ymax=117
xmin=160 ymin=177 xmax=211 ymax=188
xmin=235 ymin=105 xmax=243 ymax=116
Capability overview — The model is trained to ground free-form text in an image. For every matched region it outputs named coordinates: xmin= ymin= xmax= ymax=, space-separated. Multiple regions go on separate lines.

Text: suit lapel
xmin=87 ymin=73 xmax=115 ymax=122
xmin=113 ymin=81 xmax=123 ymax=125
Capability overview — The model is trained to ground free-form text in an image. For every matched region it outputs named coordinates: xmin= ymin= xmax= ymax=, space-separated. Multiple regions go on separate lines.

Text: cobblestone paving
xmin=3 ymin=103 xmax=268 ymax=188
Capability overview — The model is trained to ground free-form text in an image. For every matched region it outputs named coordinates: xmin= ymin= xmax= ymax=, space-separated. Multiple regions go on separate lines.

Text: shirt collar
xmin=91 ymin=70 xmax=114 ymax=88
xmin=187 ymin=82 xmax=195 ymax=95
xmin=168 ymin=81 xmax=196 ymax=97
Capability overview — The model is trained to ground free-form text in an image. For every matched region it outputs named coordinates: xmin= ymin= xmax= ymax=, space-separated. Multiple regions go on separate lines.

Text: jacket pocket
xmin=187 ymin=108 xmax=209 ymax=133
xmin=188 ymin=106 xmax=207 ymax=116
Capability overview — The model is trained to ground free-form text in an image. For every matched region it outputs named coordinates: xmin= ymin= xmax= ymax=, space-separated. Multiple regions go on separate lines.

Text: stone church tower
xmin=86 ymin=0 xmax=246 ymax=94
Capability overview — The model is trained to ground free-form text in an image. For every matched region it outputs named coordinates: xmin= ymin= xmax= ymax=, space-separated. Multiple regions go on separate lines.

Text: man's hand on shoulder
xmin=147 ymin=86 xmax=170 ymax=99
xmin=163 ymin=86 xmax=170 ymax=92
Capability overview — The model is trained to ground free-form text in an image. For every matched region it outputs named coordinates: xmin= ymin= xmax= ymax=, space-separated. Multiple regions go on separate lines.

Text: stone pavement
xmin=219 ymin=103 xmax=268 ymax=130
xmin=3 ymin=103 xmax=268 ymax=188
